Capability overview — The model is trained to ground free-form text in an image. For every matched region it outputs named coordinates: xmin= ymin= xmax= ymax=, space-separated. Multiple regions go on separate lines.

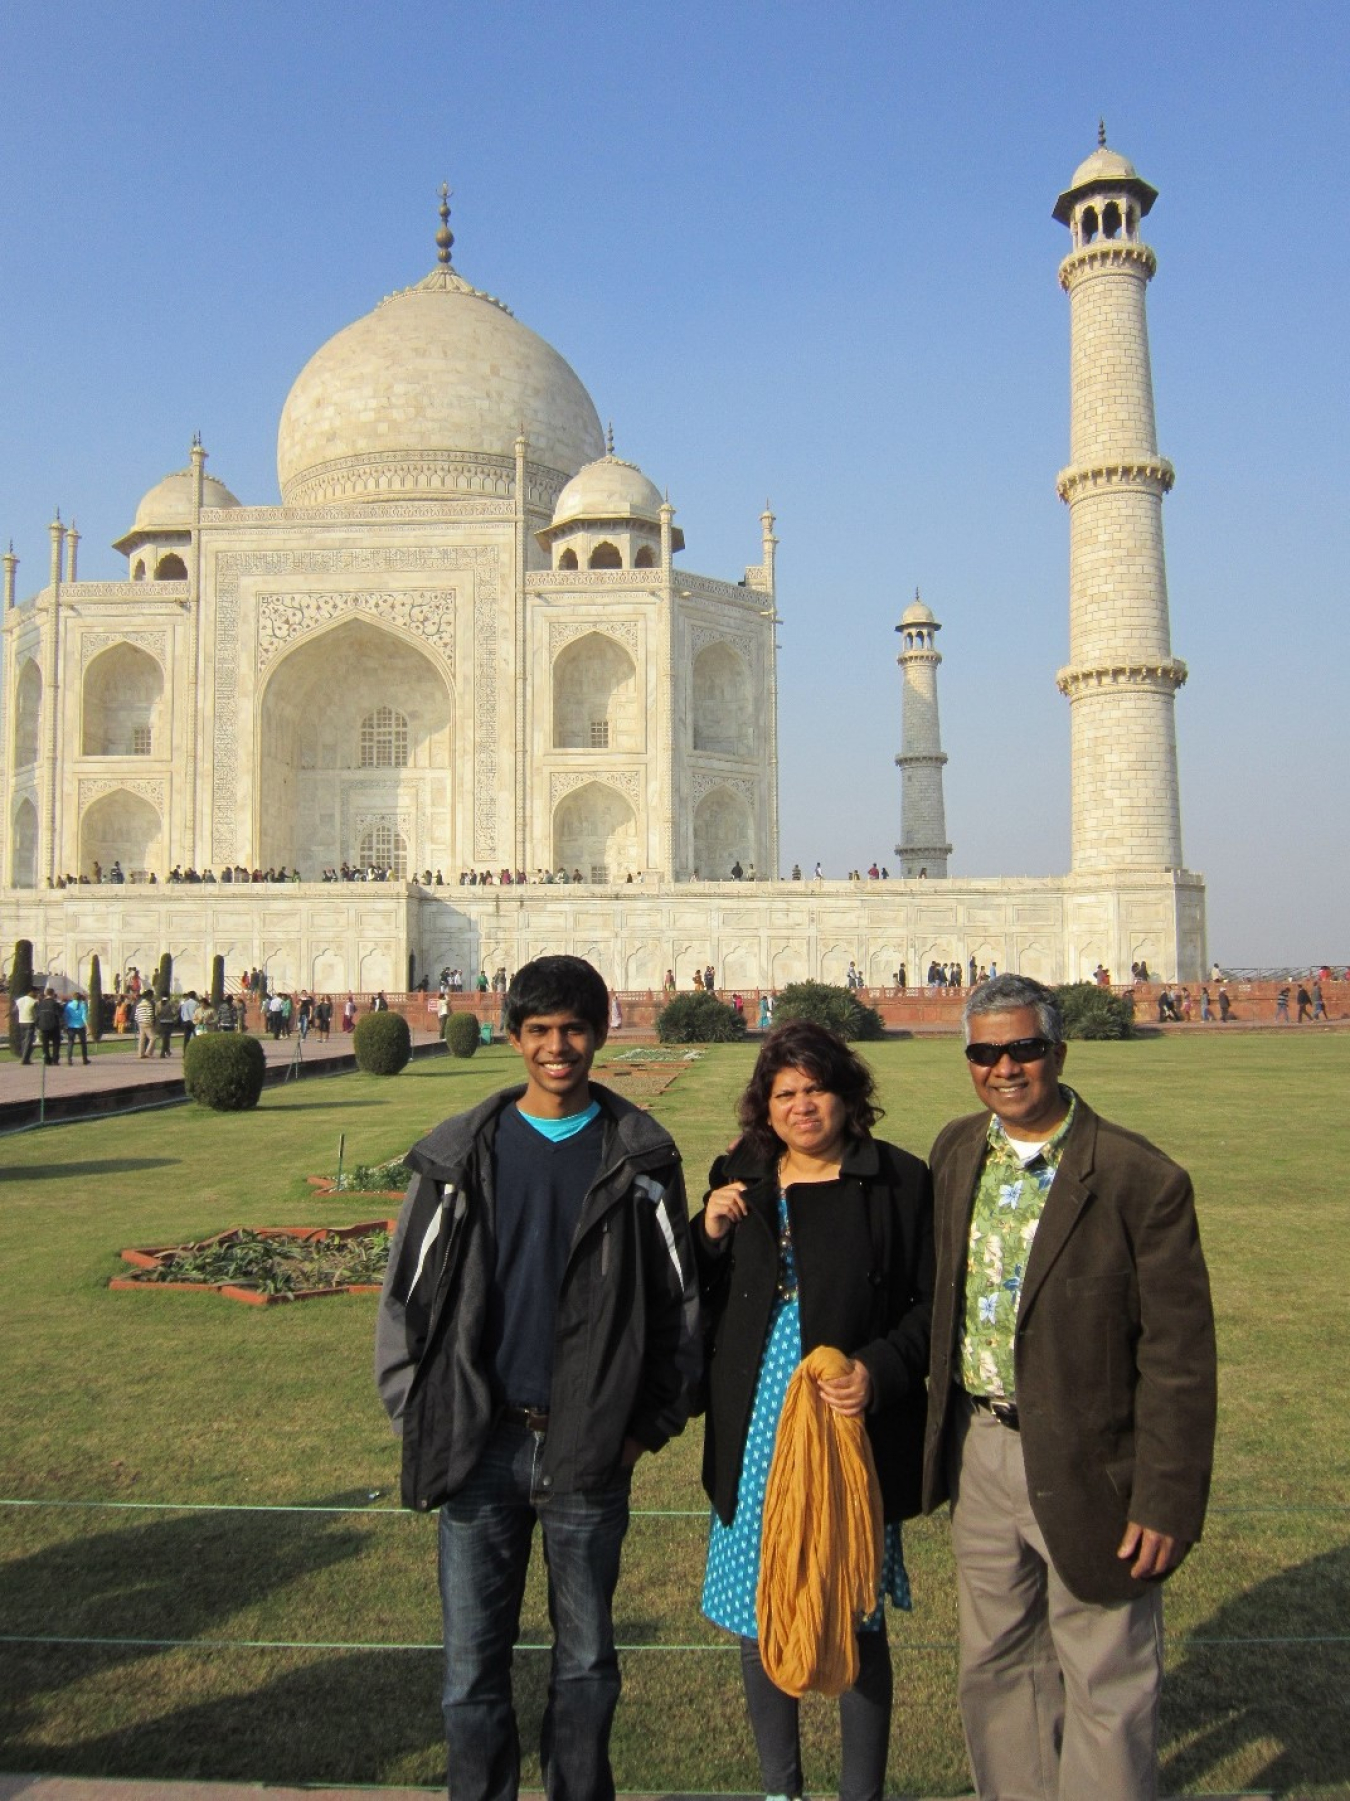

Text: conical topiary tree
xmin=154 ymin=952 xmax=173 ymax=1002
xmin=8 ymin=940 xmax=33 ymax=1054
xmin=88 ymin=953 xmax=105 ymax=1044
xmin=210 ymin=954 xmax=226 ymax=1009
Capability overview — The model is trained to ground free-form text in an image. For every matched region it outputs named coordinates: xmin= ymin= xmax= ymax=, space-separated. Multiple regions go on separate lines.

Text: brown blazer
xmin=921 ymin=1092 xmax=1216 ymax=1604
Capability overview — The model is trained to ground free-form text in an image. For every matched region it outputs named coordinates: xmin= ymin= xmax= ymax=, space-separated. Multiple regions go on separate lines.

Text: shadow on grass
xmin=0 ymin=1157 xmax=179 ymax=1182
xmin=0 ymin=1495 xmax=440 ymax=1783
xmin=257 ymin=1098 xmax=386 ymax=1111
xmin=1160 ymin=1542 xmax=1350 ymax=1793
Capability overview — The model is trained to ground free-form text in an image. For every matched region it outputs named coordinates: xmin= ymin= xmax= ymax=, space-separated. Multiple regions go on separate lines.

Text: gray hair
xmin=962 ymin=973 xmax=1063 ymax=1044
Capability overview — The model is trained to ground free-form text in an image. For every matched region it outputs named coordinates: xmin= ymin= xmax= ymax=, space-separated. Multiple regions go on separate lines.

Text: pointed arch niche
xmin=257 ymin=617 xmax=453 ymax=875
xmin=552 ymin=632 xmax=639 ymax=752
xmin=82 ymin=643 xmax=164 ymax=756
xmin=11 ymin=796 xmax=38 ymax=888
xmin=552 ymin=782 xmax=638 ymax=883
xmin=693 ymin=785 xmax=752 ymax=880
xmin=692 ymin=642 xmax=752 ymax=755
xmin=13 ymin=661 xmax=41 ymax=768
xmin=80 ymin=789 xmax=162 ymax=877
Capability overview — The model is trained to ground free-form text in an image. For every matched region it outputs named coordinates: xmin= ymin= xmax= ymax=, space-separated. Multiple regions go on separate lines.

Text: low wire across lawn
xmin=1 ymin=1036 xmax=1347 ymax=1796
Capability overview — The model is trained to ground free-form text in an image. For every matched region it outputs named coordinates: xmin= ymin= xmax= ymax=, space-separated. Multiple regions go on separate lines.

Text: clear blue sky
xmin=2 ymin=0 xmax=1346 ymax=964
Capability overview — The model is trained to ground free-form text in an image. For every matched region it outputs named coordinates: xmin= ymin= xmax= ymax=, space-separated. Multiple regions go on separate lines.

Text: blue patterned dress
xmin=701 ymin=1193 xmax=910 ymax=1637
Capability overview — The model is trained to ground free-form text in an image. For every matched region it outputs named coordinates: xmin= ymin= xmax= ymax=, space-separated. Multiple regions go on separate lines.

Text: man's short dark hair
xmin=504 ymin=955 xmax=609 ymax=1037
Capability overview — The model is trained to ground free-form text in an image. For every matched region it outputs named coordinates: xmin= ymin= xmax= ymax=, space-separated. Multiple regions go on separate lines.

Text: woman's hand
xmin=817 ymin=1357 xmax=872 ymax=1416
xmin=703 ymin=1181 xmax=749 ymax=1240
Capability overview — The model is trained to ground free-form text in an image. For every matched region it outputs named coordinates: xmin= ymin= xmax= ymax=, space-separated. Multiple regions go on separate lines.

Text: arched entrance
xmin=552 ymin=782 xmax=638 ymax=882
xmin=80 ymin=789 xmax=162 ymax=877
xmin=257 ymin=618 xmax=453 ymax=875
xmin=82 ymin=643 xmax=164 ymax=756
xmin=692 ymin=643 xmax=752 ymax=755
xmin=692 ymin=785 xmax=752 ymax=880
xmin=552 ymin=633 xmax=639 ymax=751
xmin=11 ymin=797 xmax=38 ymax=887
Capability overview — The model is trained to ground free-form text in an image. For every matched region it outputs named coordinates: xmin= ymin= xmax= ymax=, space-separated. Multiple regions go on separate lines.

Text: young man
xmin=376 ymin=954 xmax=699 ymax=1801
xmin=923 ymin=974 xmax=1215 ymax=1800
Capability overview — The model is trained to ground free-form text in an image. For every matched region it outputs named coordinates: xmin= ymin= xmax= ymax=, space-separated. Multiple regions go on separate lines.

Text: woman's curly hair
xmin=736 ymin=1019 xmax=883 ymax=1163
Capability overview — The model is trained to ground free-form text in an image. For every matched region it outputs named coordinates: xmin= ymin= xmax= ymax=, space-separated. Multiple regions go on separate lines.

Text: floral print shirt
xmin=958 ymin=1091 xmax=1077 ymax=1400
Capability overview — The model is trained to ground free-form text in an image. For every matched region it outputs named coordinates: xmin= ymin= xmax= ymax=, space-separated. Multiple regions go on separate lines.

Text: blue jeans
xmin=438 ymin=1420 xmax=630 ymax=1801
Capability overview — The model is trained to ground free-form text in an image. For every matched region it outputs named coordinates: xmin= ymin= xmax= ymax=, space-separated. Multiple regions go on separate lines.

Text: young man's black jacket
xmin=375 ymin=1082 xmax=700 ymax=1512
xmin=693 ymin=1133 xmax=935 ymax=1526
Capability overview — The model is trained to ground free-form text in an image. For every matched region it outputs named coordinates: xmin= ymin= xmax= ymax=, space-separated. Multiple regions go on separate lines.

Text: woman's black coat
xmin=694 ymin=1133 xmax=935 ymax=1526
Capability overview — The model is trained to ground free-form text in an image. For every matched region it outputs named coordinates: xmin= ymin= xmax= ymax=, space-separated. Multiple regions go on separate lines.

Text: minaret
xmin=1054 ymin=127 xmax=1186 ymax=871
xmin=894 ymin=591 xmax=951 ymax=878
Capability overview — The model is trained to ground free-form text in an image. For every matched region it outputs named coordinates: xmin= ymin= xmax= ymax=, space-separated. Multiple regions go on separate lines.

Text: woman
xmin=695 ymin=1021 xmax=933 ymax=1801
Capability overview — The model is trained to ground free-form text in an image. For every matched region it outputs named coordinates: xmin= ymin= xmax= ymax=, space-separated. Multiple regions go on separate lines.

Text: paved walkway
xmin=0 ymin=1028 xmax=447 ymax=1131
xmin=0 ymin=1778 xmax=1273 ymax=1800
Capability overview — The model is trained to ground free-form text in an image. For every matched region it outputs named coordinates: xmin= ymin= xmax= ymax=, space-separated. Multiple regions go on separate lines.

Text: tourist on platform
xmin=156 ymin=992 xmax=179 ymax=1058
xmin=14 ymin=987 xmax=39 ymax=1064
xmin=342 ymin=994 xmax=357 ymax=1033
xmin=694 ymin=1021 xmax=933 ymax=1801
xmin=36 ymin=988 xmax=65 ymax=1066
xmin=314 ymin=996 xmax=331 ymax=1042
xmin=1218 ymin=984 xmax=1232 ymax=1021
xmin=375 ymin=955 xmax=698 ymax=1801
xmin=180 ymin=991 xmax=200 ymax=1049
xmin=923 ymin=975 xmax=1215 ymax=1801
xmin=1296 ymin=983 xmax=1313 ymax=1023
xmin=63 ymin=991 xmax=91 ymax=1064
xmin=134 ymin=992 xmax=156 ymax=1059
xmin=1200 ymin=987 xmax=1214 ymax=1022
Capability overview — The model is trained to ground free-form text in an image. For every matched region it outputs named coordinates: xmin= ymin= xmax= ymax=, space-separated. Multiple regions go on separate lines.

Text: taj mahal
xmin=0 ymin=136 xmax=1206 ymax=994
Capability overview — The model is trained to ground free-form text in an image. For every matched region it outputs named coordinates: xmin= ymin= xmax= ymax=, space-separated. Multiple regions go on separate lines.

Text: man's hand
xmin=1117 ymin=1521 xmax=1190 ymax=1580
xmin=817 ymin=1357 xmax=872 ymax=1417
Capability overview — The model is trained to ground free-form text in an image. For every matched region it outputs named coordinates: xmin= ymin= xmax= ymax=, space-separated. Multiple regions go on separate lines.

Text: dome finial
xmin=435 ymin=181 xmax=454 ymax=266
xmin=606 ymin=420 xmax=615 ymax=456
xmin=1098 ymin=117 xmax=1107 ymax=148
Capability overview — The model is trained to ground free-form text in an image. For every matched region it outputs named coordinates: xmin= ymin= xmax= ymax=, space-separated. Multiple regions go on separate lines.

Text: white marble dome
xmin=1067 ymin=145 xmax=1140 ymax=189
xmin=900 ymin=597 xmax=935 ymax=627
xmin=276 ymin=266 xmax=605 ymax=505
xmin=131 ymin=467 xmax=241 ymax=532
xmin=552 ymin=452 xmax=663 ymax=528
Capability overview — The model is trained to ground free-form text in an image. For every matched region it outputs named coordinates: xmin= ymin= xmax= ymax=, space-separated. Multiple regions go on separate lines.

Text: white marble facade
xmin=0 ymin=151 xmax=1207 ymax=989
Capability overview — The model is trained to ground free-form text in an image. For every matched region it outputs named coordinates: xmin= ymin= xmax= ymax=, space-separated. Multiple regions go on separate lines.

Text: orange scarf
xmin=756 ymin=1344 xmax=883 ymax=1698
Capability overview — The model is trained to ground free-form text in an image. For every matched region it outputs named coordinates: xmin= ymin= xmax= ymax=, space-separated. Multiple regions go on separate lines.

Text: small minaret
xmin=1054 ymin=126 xmax=1186 ymax=871
xmin=894 ymin=591 xmax=951 ymax=878
xmin=2 ymin=543 xmax=16 ymax=608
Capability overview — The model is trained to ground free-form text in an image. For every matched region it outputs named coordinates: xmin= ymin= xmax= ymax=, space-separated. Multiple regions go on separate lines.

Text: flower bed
xmin=306 ymin=1158 xmax=413 ymax=1199
xmin=111 ymin=1221 xmax=394 ymax=1306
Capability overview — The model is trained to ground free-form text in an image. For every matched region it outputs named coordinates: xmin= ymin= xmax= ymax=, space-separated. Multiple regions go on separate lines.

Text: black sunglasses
xmin=964 ymin=1036 xmax=1054 ymax=1068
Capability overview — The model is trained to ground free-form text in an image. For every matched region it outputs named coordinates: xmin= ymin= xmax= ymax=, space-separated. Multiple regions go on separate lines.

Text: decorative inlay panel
xmin=80 ymin=631 xmax=167 ymax=670
xmin=474 ymin=589 xmax=498 ymax=859
xmin=255 ymin=591 xmax=457 ymax=670
xmin=67 ymin=582 xmax=189 ymax=600
xmin=79 ymin=776 xmax=165 ymax=813
xmin=549 ymin=769 xmax=642 ymax=809
xmin=690 ymin=773 xmax=755 ymax=805
xmin=548 ymin=619 xmax=640 ymax=658
xmin=689 ymin=626 xmax=754 ymax=662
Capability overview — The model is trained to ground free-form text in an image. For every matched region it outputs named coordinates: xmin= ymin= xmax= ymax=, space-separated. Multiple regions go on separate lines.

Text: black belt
xmin=965 ymin=1391 xmax=1020 ymax=1431
xmin=500 ymin=1404 xmax=550 ymax=1434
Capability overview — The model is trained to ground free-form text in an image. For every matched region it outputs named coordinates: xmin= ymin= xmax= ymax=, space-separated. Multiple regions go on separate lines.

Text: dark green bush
xmin=154 ymin=952 xmax=173 ymax=1002
xmin=8 ymin=940 xmax=33 ymax=1054
xmin=656 ymin=991 xmax=747 ymax=1044
xmin=443 ymin=1011 xmax=481 ymax=1058
xmin=1053 ymin=982 xmax=1135 ymax=1041
xmin=354 ymin=1009 xmax=412 ymax=1074
xmin=771 ymin=980 xmax=884 ymax=1041
xmin=210 ymin=954 xmax=226 ymax=1008
xmin=183 ymin=1033 xmax=267 ymax=1111
xmin=88 ymin=953 xmax=105 ymax=1043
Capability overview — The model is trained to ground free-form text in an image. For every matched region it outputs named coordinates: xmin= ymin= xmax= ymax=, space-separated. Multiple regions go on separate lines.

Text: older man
xmin=923 ymin=973 xmax=1216 ymax=1800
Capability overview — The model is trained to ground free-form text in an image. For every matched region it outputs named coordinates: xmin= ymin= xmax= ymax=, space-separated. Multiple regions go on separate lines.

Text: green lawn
xmin=0 ymin=1035 xmax=1347 ymax=1795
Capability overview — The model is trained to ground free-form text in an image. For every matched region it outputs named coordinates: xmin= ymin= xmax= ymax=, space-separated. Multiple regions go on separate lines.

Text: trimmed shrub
xmin=771 ymin=980 xmax=884 ymax=1041
xmin=354 ymin=1009 xmax=412 ymax=1075
xmin=1053 ymin=982 xmax=1135 ymax=1041
xmin=154 ymin=952 xmax=173 ymax=1002
xmin=183 ymin=1032 xmax=267 ymax=1111
xmin=210 ymin=954 xmax=226 ymax=1009
xmin=656 ymin=991 xmax=747 ymax=1044
xmin=8 ymin=940 xmax=33 ymax=1054
xmin=443 ymin=1011 xmax=481 ymax=1058
xmin=88 ymin=953 xmax=105 ymax=1043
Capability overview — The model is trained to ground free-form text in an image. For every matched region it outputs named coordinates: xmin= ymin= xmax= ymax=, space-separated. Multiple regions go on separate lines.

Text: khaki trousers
xmin=948 ymin=1394 xmax=1164 ymax=1800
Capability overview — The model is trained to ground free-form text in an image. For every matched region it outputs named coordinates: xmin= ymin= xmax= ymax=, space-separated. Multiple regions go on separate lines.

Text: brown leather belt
xmin=500 ymin=1404 xmax=550 ymax=1434
xmin=965 ymin=1391 xmax=1020 ymax=1431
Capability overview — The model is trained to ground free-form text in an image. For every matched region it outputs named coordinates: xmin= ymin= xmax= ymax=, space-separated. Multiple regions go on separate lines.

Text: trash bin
xmin=479 ymin=1021 xmax=493 ymax=1045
